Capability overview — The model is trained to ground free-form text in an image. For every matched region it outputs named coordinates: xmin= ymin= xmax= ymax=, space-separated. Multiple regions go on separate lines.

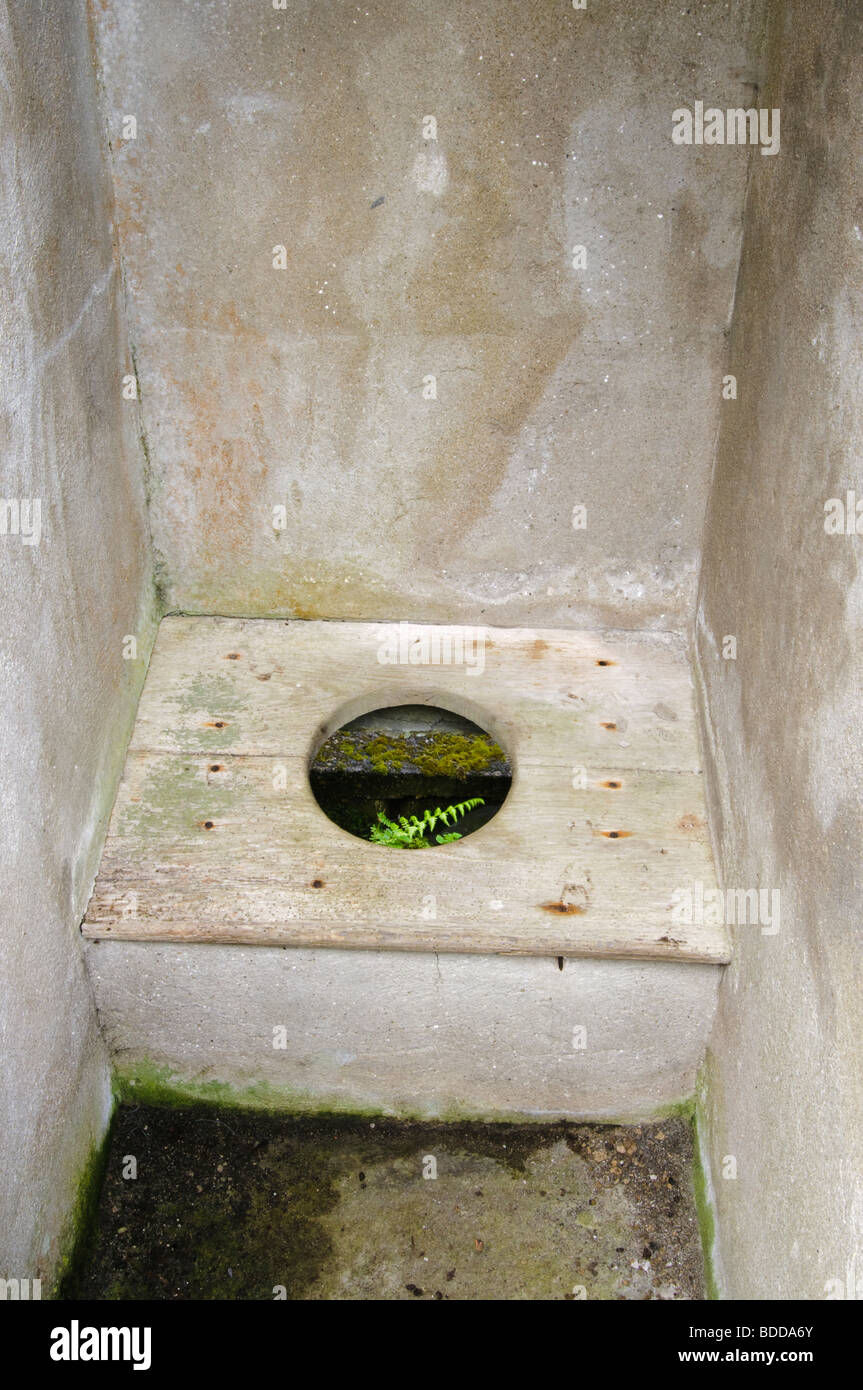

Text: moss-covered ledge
xmin=309 ymin=729 xmax=512 ymax=838
xmin=312 ymin=729 xmax=510 ymax=782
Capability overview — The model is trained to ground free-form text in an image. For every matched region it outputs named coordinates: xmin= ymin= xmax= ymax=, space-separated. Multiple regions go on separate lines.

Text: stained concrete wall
xmin=694 ymin=0 xmax=863 ymax=1300
xmin=92 ymin=0 xmax=764 ymax=630
xmin=84 ymin=943 xmax=721 ymax=1122
xmin=0 ymin=0 xmax=155 ymax=1286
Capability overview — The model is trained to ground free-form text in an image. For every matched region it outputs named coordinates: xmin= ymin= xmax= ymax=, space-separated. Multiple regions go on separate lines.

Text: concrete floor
xmin=66 ymin=1107 xmax=705 ymax=1300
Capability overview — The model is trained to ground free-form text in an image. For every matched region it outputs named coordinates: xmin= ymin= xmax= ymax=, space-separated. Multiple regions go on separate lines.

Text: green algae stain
xmin=65 ymin=1108 xmax=340 ymax=1301
xmin=114 ymin=758 xmax=245 ymax=838
xmin=115 ymin=1062 xmax=320 ymax=1115
xmin=165 ymin=672 xmax=246 ymax=749
xmin=54 ymin=1119 xmax=116 ymax=1300
xmin=691 ymin=1119 xmax=719 ymax=1300
xmin=692 ymin=1072 xmax=721 ymax=1301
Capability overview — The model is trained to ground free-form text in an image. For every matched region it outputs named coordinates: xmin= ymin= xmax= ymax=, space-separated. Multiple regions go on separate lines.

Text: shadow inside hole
xmin=308 ymin=704 xmax=512 ymax=845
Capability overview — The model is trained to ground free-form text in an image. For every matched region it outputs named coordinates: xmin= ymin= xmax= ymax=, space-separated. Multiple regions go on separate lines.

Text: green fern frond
xmin=368 ymin=797 xmax=484 ymax=848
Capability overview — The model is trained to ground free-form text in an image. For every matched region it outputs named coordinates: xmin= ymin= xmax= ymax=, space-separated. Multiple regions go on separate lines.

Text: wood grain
xmin=84 ymin=618 xmax=729 ymax=963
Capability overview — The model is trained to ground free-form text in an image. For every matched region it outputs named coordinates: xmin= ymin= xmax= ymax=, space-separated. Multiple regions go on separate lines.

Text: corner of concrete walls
xmin=692 ymin=1060 xmax=726 ymax=1301
xmin=690 ymin=0 xmax=863 ymax=1301
xmin=0 ymin=0 xmax=161 ymax=1292
xmin=85 ymin=0 xmax=767 ymax=630
xmin=30 ymin=593 xmax=158 ymax=1299
xmin=689 ymin=573 xmax=732 ymax=1304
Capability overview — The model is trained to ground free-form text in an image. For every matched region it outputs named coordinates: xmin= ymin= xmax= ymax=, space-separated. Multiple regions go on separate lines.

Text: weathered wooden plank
xmin=84 ymin=618 xmax=728 ymax=963
xmin=127 ymin=617 xmax=703 ymax=773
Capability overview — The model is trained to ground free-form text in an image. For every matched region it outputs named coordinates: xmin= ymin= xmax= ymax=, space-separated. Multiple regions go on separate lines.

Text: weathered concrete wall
xmin=92 ymin=0 xmax=764 ymax=630
xmin=0 ymin=0 xmax=155 ymax=1288
xmin=694 ymin=0 xmax=863 ymax=1300
xmin=85 ymin=942 xmax=721 ymax=1121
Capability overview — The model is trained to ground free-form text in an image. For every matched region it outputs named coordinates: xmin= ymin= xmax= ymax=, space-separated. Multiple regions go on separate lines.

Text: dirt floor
xmin=64 ymin=1107 xmax=706 ymax=1300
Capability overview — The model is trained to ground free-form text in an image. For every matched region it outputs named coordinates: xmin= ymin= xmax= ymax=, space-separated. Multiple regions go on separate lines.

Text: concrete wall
xmin=92 ymin=0 xmax=764 ymax=630
xmin=0 ymin=0 xmax=155 ymax=1287
xmin=695 ymin=0 xmax=863 ymax=1300
xmin=85 ymin=943 xmax=721 ymax=1122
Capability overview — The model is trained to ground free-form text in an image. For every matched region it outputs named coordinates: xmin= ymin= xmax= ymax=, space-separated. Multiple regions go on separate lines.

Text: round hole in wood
xmin=308 ymin=704 xmax=512 ymax=847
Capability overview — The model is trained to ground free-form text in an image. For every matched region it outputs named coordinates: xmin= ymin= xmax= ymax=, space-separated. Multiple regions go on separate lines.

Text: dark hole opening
xmin=309 ymin=704 xmax=512 ymax=846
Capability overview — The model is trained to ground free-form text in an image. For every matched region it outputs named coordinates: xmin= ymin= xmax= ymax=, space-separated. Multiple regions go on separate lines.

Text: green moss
xmin=648 ymin=1097 xmax=696 ymax=1124
xmin=329 ymin=734 xmax=360 ymax=760
xmin=114 ymin=1061 xmax=395 ymax=1118
xmin=114 ymin=1061 xmax=698 ymax=1132
xmin=313 ymin=730 xmax=508 ymax=779
xmin=115 ymin=1060 xmax=603 ymax=1127
xmin=53 ymin=1116 xmax=116 ymax=1299
xmin=692 ymin=1065 xmax=724 ymax=1300
xmin=691 ymin=1112 xmax=719 ymax=1300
